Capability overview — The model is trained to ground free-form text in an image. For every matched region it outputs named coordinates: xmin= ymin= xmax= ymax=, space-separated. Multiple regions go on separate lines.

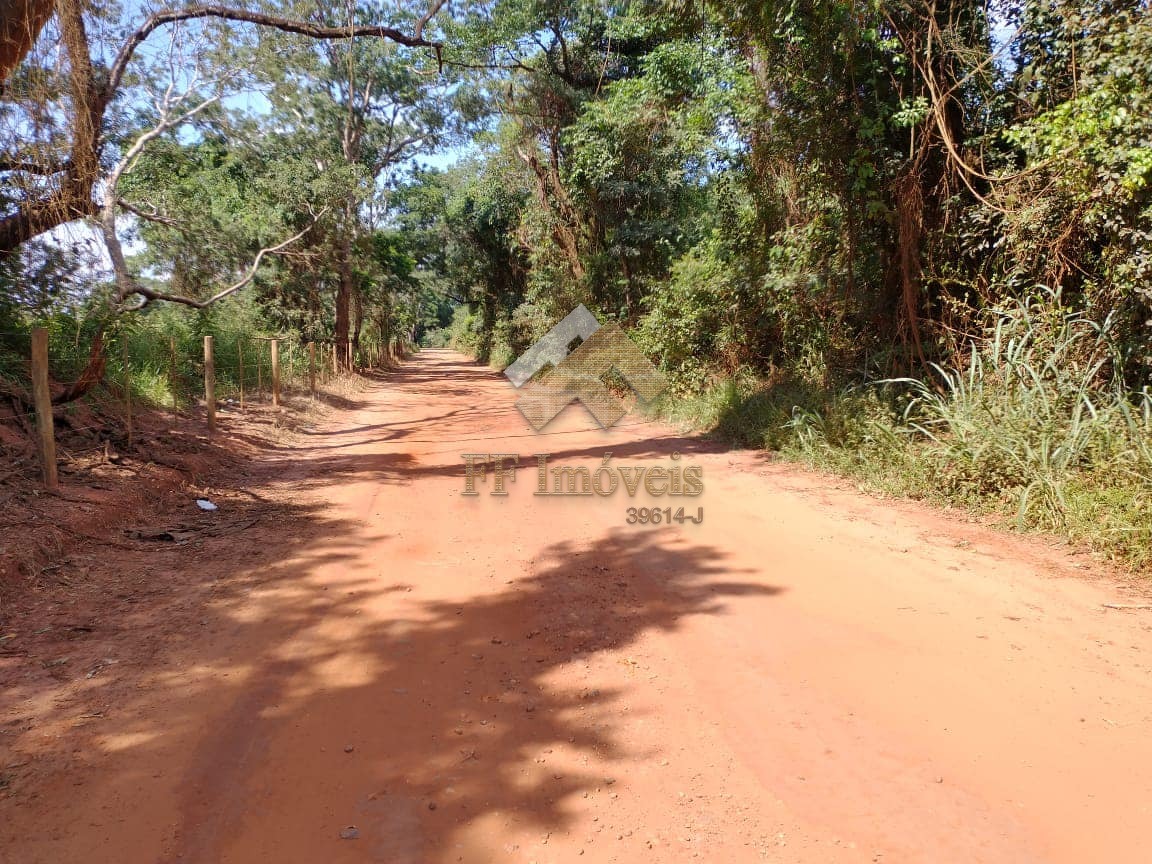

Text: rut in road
xmin=2 ymin=349 xmax=1152 ymax=864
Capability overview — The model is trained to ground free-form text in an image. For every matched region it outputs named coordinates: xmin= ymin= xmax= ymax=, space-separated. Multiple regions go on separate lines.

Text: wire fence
xmin=0 ymin=330 xmax=38 ymax=436
xmin=2 ymin=324 xmax=406 ymax=488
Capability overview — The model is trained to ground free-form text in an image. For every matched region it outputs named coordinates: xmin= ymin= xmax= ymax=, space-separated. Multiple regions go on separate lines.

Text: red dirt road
xmin=3 ymin=348 xmax=1152 ymax=863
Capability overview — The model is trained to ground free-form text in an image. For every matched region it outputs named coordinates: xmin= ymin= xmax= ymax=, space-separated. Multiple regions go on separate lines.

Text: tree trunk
xmin=51 ymin=328 xmax=106 ymax=405
xmin=1 ymin=0 xmax=102 ymax=258
xmin=334 ymin=223 xmax=353 ymax=371
xmin=351 ymin=287 xmax=363 ymax=370
xmin=477 ymin=293 xmax=496 ymax=364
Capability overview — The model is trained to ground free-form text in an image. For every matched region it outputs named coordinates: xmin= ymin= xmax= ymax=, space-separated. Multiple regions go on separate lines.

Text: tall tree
xmin=0 ymin=0 xmax=445 ymax=268
xmin=254 ymin=0 xmax=449 ymax=366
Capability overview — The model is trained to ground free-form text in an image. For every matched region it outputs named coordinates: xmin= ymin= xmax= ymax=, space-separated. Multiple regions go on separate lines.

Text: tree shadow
xmin=171 ymin=528 xmax=779 ymax=861
xmin=0 ymin=348 xmax=784 ymax=861
xmin=0 ymin=503 xmax=779 ymax=861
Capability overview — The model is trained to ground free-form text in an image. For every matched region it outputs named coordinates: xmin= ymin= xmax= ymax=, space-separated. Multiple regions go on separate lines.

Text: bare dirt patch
xmin=0 ymin=382 xmax=370 ymax=809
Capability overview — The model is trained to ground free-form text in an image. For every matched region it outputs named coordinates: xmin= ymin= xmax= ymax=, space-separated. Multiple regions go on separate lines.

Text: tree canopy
xmin=2 ymin=0 xmax=1151 ymax=384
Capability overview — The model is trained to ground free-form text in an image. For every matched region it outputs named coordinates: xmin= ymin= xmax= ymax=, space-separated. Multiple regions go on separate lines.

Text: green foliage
xmin=121 ymin=135 xmax=330 ymax=298
xmin=663 ymin=299 xmax=1152 ymax=568
xmin=121 ymin=296 xmax=321 ymax=408
xmin=395 ymin=156 xmax=530 ymax=363
xmin=634 ymin=239 xmax=735 ymax=394
xmin=1000 ymin=6 xmax=1152 ymax=377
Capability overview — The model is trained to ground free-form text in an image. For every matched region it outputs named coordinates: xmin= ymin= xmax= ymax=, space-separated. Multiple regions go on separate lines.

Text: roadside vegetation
xmin=3 ymin=2 xmax=1152 ymax=565
xmin=655 ymin=296 xmax=1152 ymax=567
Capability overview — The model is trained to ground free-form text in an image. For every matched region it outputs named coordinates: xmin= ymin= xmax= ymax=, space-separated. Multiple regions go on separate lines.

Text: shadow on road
xmin=0 ymin=349 xmax=781 ymax=862
xmin=155 ymin=527 xmax=780 ymax=861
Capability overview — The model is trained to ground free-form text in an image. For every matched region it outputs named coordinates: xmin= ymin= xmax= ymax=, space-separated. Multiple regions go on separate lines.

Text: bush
xmin=660 ymin=295 xmax=1152 ymax=568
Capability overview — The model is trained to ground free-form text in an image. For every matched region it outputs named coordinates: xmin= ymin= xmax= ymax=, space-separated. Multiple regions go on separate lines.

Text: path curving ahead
xmin=3 ymin=349 xmax=1152 ymax=863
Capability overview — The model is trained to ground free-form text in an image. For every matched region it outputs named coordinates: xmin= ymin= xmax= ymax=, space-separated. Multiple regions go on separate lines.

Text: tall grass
xmin=0 ymin=294 xmax=362 ymax=420
xmin=659 ymin=297 xmax=1152 ymax=568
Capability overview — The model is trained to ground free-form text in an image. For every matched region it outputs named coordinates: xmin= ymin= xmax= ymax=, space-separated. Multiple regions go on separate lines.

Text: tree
xmin=249 ymin=0 xmax=450 ymax=366
xmin=395 ymin=160 xmax=530 ymax=363
xmin=0 ymin=0 xmax=448 ymax=402
xmin=0 ymin=1 xmax=446 ymax=267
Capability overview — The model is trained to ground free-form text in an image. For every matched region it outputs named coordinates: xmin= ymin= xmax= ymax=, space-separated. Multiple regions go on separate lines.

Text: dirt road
xmin=3 ymin=348 xmax=1152 ymax=863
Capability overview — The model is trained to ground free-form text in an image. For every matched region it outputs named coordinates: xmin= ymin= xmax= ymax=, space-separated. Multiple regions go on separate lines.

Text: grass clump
xmin=658 ymin=297 xmax=1152 ymax=569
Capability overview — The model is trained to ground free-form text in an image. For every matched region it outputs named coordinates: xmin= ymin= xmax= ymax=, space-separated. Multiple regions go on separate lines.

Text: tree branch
xmin=107 ymin=4 xmax=444 ymax=99
xmin=1 ymin=2 xmax=448 ymax=258
xmin=0 ymin=186 xmax=98 ymax=254
xmin=124 ymin=211 xmax=328 ymax=309
xmin=118 ymin=199 xmax=179 ymax=226
xmin=109 ymin=93 xmax=220 ymax=196
xmin=0 ymin=154 xmax=71 ymax=174
xmin=414 ymin=0 xmax=446 ymax=42
xmin=0 ymin=0 xmax=55 ymax=84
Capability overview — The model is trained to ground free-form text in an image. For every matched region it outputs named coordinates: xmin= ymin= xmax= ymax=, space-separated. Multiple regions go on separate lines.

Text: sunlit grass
xmin=657 ymin=300 xmax=1152 ymax=570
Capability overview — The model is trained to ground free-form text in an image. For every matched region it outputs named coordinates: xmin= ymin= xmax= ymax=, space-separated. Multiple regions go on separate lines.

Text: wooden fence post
xmin=308 ymin=341 xmax=316 ymax=399
xmin=238 ymin=340 xmax=245 ymax=411
xmin=331 ymin=343 xmax=338 ymax=378
xmin=122 ymin=335 xmax=132 ymax=448
xmin=29 ymin=328 xmax=57 ymax=489
xmin=169 ymin=336 xmax=179 ymax=418
xmin=204 ymin=335 xmax=216 ymax=434
xmin=271 ymin=338 xmax=280 ymax=408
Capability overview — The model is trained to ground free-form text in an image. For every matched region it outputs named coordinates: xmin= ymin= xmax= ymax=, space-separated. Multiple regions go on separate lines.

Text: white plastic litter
xmin=195 ymin=499 xmax=218 ymax=511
